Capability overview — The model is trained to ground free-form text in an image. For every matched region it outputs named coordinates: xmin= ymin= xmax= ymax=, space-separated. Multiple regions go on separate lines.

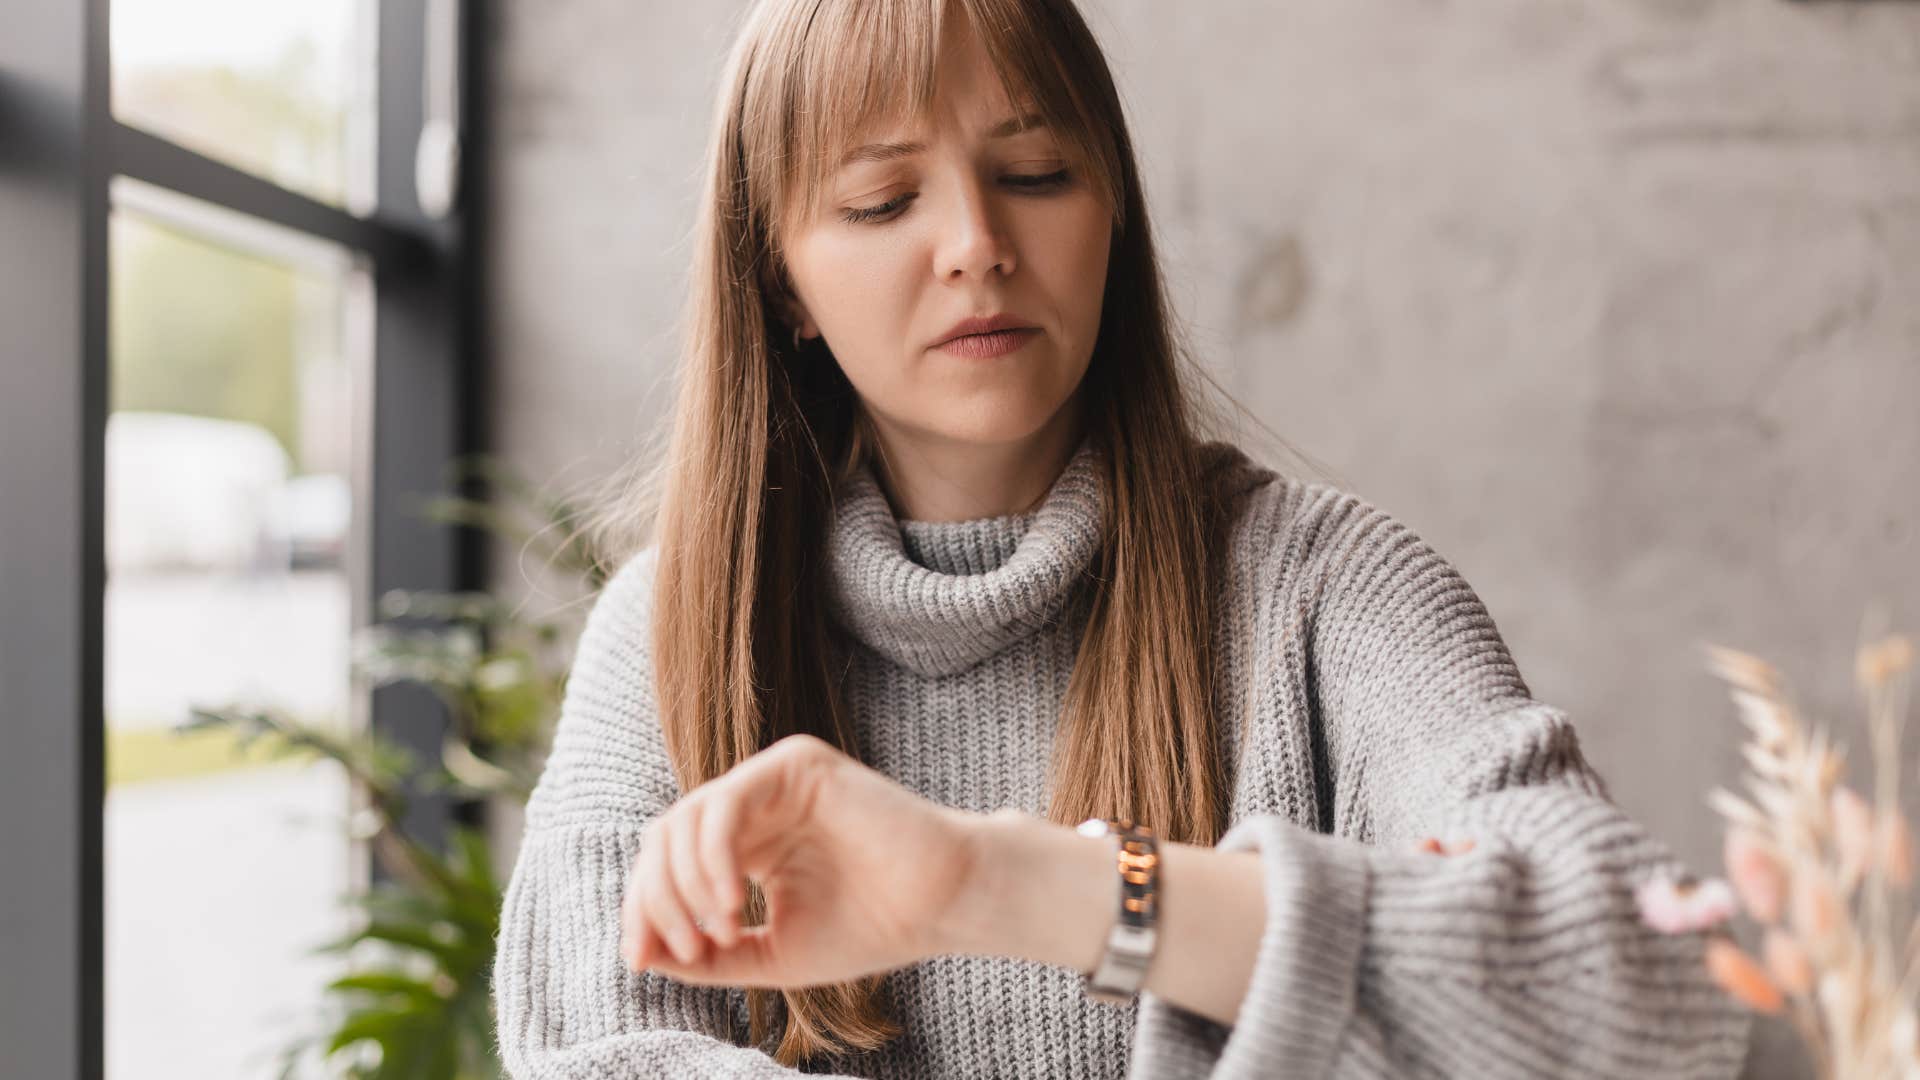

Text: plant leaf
xmin=327 ymin=972 xmax=445 ymax=1003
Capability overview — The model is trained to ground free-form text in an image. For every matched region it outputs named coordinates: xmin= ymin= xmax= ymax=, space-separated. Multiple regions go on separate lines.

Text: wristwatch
xmin=1075 ymin=816 xmax=1161 ymax=1005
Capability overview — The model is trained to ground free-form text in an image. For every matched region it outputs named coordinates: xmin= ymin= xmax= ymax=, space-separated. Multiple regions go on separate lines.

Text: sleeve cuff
xmin=1128 ymin=815 xmax=1371 ymax=1079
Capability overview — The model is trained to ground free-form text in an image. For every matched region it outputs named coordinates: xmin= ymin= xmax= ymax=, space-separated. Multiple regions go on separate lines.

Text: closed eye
xmin=839 ymin=167 xmax=1075 ymax=225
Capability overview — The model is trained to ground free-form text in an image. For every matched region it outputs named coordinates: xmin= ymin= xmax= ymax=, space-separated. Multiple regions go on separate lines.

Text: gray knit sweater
xmin=492 ymin=438 xmax=1752 ymax=1078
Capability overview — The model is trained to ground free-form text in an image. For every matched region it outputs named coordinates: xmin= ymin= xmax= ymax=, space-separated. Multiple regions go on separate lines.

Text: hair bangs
xmin=745 ymin=0 xmax=1122 ymax=251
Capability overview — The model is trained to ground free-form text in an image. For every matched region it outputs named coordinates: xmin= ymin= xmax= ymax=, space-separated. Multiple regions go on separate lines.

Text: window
xmin=110 ymin=1 xmax=376 ymax=211
xmin=0 ymin=4 xmax=482 ymax=1078
xmin=105 ymin=181 xmax=372 ymax=1079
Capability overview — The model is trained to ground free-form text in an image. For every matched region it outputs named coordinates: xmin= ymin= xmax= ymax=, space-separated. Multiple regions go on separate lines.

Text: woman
xmin=492 ymin=0 xmax=1751 ymax=1076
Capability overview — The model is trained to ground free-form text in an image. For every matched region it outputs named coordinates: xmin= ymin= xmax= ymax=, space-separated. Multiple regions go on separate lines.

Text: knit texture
xmin=492 ymin=437 xmax=1753 ymax=1078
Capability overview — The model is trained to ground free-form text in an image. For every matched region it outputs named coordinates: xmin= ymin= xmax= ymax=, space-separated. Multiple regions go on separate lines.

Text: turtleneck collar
xmin=825 ymin=437 xmax=1107 ymax=678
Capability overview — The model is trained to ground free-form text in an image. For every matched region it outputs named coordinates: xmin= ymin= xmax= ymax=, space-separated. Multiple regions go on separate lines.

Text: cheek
xmin=791 ymin=237 xmax=915 ymax=355
xmin=1027 ymin=198 xmax=1113 ymax=342
xmin=784 ymin=237 xmax=923 ymax=411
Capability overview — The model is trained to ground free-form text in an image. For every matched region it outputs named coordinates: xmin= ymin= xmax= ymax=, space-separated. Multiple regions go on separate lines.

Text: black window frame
xmin=0 ymin=3 xmax=489 ymax=1076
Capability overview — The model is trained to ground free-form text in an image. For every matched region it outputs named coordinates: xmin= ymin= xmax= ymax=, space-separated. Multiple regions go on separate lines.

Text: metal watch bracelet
xmin=1074 ymin=816 xmax=1160 ymax=1005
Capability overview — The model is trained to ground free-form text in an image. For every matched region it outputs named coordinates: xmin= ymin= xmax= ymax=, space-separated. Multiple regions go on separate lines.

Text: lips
xmin=935 ymin=326 xmax=1039 ymax=359
xmin=932 ymin=313 xmax=1038 ymax=348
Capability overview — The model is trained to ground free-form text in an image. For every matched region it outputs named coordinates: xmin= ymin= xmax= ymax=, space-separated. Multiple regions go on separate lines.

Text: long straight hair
xmin=583 ymin=0 xmax=1283 ymax=1065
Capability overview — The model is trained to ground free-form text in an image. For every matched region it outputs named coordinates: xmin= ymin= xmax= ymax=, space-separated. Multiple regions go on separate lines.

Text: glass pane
xmin=105 ymin=205 xmax=369 ymax=1080
xmin=111 ymin=0 xmax=376 ymax=211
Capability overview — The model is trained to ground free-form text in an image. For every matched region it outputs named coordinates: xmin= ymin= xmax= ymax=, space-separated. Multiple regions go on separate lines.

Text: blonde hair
xmin=578 ymin=0 xmax=1307 ymax=1065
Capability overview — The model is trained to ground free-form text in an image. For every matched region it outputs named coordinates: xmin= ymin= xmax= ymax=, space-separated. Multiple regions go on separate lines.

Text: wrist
xmin=936 ymin=808 xmax=1021 ymax=957
xmin=938 ymin=808 xmax=1112 ymax=973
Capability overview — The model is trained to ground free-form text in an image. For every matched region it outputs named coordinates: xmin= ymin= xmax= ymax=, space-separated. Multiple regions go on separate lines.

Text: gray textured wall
xmin=484 ymin=4 xmax=1920 ymax=1076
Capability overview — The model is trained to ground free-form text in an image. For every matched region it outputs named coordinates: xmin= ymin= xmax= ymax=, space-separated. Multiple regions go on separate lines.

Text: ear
xmin=773 ymin=294 xmax=819 ymax=340
xmin=761 ymin=260 xmax=819 ymax=340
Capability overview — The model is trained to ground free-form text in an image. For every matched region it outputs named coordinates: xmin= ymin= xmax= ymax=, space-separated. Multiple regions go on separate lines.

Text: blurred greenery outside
xmin=108 ymin=41 xmax=354 ymax=793
xmin=111 ymin=38 xmax=351 ymax=478
xmin=115 ymin=31 xmax=350 ymax=206
xmin=103 ymin=21 xmax=568 ymax=1078
xmin=108 ymin=721 xmax=325 ymax=787
xmin=111 ymin=212 xmax=327 ymax=477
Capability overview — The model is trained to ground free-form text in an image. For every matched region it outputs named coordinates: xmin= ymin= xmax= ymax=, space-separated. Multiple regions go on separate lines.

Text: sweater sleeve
xmin=491 ymin=549 xmax=861 ymax=1079
xmin=1126 ymin=489 xmax=1753 ymax=1079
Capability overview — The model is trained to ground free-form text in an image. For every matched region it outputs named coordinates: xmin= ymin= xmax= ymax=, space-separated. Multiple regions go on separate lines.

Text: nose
xmin=934 ymin=175 xmax=1017 ymax=283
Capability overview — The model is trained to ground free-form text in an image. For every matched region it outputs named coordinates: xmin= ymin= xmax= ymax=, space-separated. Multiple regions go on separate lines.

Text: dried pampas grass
xmin=1636 ymin=614 xmax=1917 ymax=1080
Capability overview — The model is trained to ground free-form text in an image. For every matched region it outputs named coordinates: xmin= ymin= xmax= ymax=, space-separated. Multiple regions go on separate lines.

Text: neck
xmin=863 ymin=400 xmax=1086 ymax=523
xmin=824 ymin=431 xmax=1108 ymax=678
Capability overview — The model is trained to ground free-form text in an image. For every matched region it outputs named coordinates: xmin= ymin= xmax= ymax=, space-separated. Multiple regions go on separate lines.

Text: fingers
xmin=670 ymin=799 xmax=734 ymax=948
xmin=701 ymin=789 xmax=746 ymax=946
xmin=620 ymin=844 xmax=674 ymax=972
xmin=620 ymin=849 xmax=647 ymax=970
xmin=677 ymin=922 xmax=778 ymax=988
xmin=623 ymin=737 xmax=833 ymax=975
xmin=628 ymin=916 xmax=672 ymax=974
xmin=641 ymin=819 xmax=707 ymax=967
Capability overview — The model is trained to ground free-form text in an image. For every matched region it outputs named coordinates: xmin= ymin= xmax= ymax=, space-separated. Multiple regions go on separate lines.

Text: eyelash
xmin=839 ymin=168 xmax=1074 ymax=225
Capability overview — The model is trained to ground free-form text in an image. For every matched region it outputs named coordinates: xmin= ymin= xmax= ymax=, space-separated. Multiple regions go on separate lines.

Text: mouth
xmin=934 ymin=327 xmax=1041 ymax=359
xmin=932 ymin=312 xmax=1039 ymax=347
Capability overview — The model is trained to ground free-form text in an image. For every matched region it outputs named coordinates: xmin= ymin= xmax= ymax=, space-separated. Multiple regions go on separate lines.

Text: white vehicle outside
xmin=105 ymin=411 xmax=349 ymax=574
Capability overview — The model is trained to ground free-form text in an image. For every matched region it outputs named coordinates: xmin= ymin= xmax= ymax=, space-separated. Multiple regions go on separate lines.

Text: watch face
xmin=1075 ymin=817 xmax=1110 ymax=837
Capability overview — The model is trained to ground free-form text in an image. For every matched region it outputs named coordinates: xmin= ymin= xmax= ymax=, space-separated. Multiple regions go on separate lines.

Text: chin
xmin=913 ymin=402 xmax=1073 ymax=449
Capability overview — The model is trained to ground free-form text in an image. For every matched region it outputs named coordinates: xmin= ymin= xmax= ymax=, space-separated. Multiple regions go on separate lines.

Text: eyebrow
xmin=835 ymin=111 xmax=1048 ymax=168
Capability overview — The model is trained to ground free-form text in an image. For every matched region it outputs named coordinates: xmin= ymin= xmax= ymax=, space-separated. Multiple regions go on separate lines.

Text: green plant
xmin=180 ymin=452 xmax=613 ymax=1080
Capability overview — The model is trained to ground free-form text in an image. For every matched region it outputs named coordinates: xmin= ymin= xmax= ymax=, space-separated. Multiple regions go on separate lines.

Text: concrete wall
xmin=484 ymin=4 xmax=1920 ymax=1076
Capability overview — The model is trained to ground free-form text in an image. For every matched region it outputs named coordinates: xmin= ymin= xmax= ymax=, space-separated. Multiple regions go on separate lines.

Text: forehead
xmin=833 ymin=108 xmax=1050 ymax=171
xmin=829 ymin=26 xmax=1039 ymax=162
xmin=926 ymin=12 xmax=1016 ymax=113
xmin=764 ymin=0 xmax=1110 ymax=230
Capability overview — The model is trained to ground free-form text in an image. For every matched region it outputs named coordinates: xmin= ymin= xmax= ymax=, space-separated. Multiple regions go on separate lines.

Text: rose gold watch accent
xmin=1075 ymin=816 xmax=1161 ymax=1005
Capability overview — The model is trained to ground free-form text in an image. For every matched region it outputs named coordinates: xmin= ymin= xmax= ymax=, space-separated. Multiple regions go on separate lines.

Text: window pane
xmin=105 ymin=204 xmax=370 ymax=1080
xmin=111 ymin=0 xmax=376 ymax=212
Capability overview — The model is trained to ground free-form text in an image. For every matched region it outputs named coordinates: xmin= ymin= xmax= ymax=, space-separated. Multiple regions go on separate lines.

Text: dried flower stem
xmin=1697 ymin=625 xmax=1919 ymax=1080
